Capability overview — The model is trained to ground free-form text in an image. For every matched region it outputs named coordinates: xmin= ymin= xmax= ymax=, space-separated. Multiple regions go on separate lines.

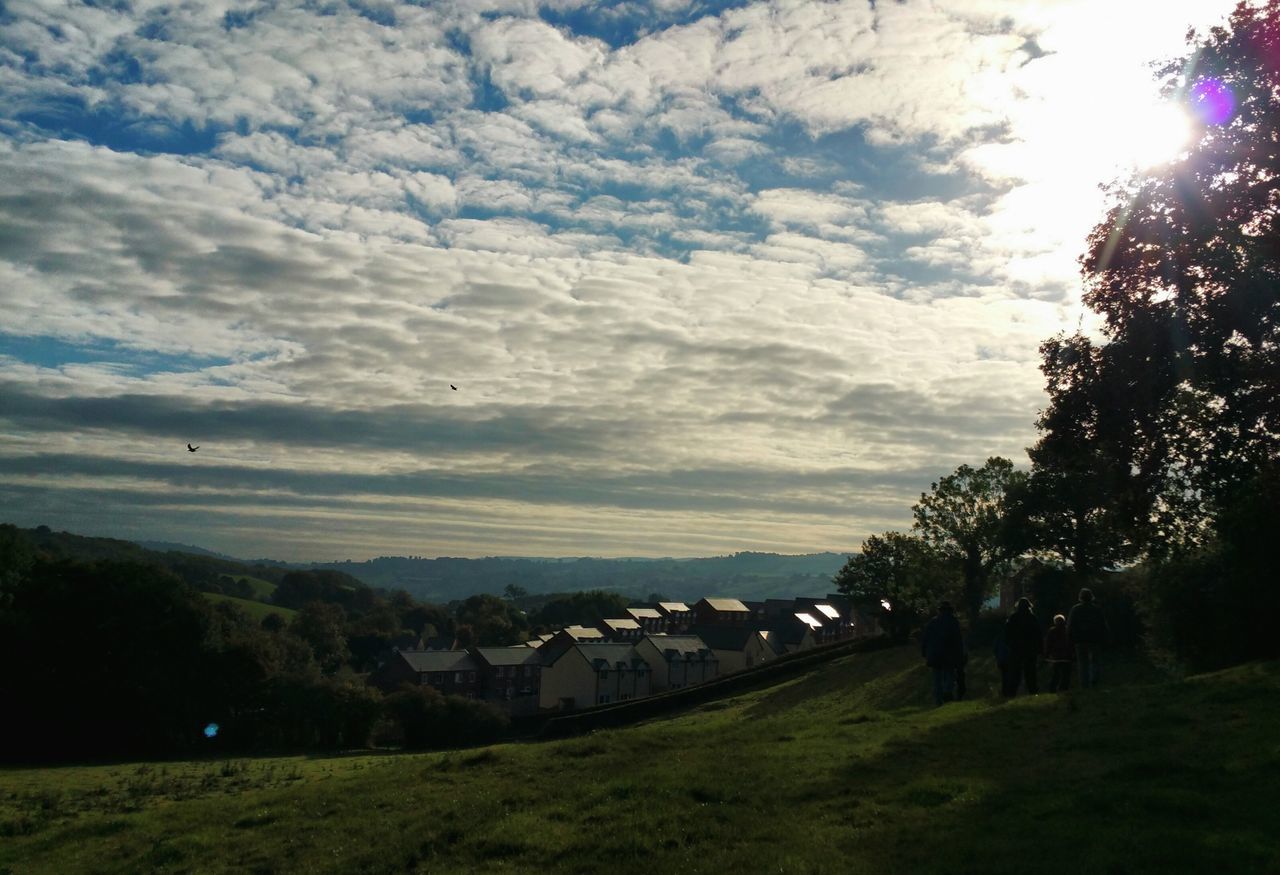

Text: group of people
xmin=920 ymin=588 xmax=1109 ymax=705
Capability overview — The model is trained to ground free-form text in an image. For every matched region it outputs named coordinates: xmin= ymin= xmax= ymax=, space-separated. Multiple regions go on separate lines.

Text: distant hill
xmin=5 ymin=524 xmax=293 ymax=597
xmin=313 ymin=550 xmax=854 ymax=603
xmin=133 ymin=540 xmax=247 ymax=562
xmin=6 ymin=522 xmax=853 ymax=606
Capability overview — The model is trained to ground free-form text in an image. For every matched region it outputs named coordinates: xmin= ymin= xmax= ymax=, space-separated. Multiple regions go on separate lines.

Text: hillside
xmin=317 ymin=551 xmax=852 ymax=603
xmin=2 ymin=648 xmax=1276 ymax=873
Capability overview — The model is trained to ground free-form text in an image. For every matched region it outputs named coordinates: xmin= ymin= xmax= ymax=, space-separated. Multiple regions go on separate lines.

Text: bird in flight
xmin=450 ymin=384 xmax=457 ymax=391
xmin=187 ymin=444 xmax=199 ymax=452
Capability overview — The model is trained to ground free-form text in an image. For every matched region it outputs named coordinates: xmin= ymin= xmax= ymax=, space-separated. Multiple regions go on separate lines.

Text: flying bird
xmin=187 ymin=444 xmax=199 ymax=452
xmin=450 ymin=384 xmax=457 ymax=391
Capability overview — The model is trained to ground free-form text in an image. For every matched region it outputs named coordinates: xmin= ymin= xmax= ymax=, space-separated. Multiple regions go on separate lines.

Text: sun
xmin=1112 ymin=101 xmax=1194 ymax=170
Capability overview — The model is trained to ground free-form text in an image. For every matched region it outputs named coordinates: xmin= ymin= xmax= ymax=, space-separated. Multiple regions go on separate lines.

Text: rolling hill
xmin=2 ymin=647 xmax=1276 ymax=873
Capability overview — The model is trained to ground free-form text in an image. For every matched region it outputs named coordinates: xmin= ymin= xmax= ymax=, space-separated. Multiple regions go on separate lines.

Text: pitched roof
xmin=473 ymin=647 xmax=541 ymax=667
xmin=574 ymin=642 xmax=646 ymax=669
xmin=794 ymin=612 xmax=823 ymax=630
xmin=697 ymin=597 xmax=750 ymax=613
xmin=562 ymin=625 xmax=606 ymax=640
xmin=656 ymin=601 xmax=691 ymax=614
xmin=813 ymin=604 xmax=842 ymax=621
xmin=627 ymin=607 xmax=663 ymax=620
xmin=687 ymin=625 xmax=759 ymax=651
xmin=600 ymin=617 xmax=641 ymax=631
xmin=643 ymin=634 xmax=714 ymax=660
xmin=398 ymin=650 xmax=478 ymax=673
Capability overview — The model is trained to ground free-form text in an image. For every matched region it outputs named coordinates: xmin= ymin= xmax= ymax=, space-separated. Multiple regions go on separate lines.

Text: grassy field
xmin=202 ymin=593 xmax=295 ymax=623
xmin=234 ymin=576 xmax=278 ymax=601
xmin=2 ymin=647 xmax=1277 ymax=874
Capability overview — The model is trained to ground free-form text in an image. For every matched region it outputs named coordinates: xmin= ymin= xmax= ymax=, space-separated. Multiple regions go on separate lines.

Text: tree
xmin=454 ymin=594 xmax=526 ymax=646
xmin=1067 ymin=1 xmax=1280 ymax=551
xmin=502 ymin=583 xmax=528 ymax=600
xmin=289 ymin=602 xmax=351 ymax=674
xmin=912 ymin=457 xmax=1027 ymax=623
xmin=1021 ymin=334 xmax=1146 ymax=575
xmin=833 ymin=532 xmax=953 ymax=640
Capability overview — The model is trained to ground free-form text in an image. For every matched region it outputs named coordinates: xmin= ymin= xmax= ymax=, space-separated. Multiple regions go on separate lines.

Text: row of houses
xmin=370 ymin=594 xmax=880 ymax=714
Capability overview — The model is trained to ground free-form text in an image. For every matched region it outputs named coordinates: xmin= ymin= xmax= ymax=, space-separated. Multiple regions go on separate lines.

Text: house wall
xmin=635 ymin=638 xmax=671 ymax=690
xmin=540 ymin=650 xmax=597 ymax=711
xmin=742 ymin=634 xmax=775 ymax=669
xmin=669 ymin=655 xmax=718 ymax=688
xmin=369 ymin=656 xmax=418 ymax=693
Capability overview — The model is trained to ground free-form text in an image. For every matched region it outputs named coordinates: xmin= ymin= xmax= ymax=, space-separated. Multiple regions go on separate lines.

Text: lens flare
xmin=880 ymin=599 xmax=892 ymax=611
xmin=1191 ymin=78 xmax=1234 ymax=125
xmin=203 ymin=722 xmax=220 ymax=738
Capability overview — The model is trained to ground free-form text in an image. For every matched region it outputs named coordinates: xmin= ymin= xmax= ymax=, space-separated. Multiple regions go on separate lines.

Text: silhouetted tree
xmin=834 ymin=532 xmax=953 ymax=640
xmin=913 ymin=457 xmax=1028 ymax=623
xmin=1060 ymin=1 xmax=1280 ymax=553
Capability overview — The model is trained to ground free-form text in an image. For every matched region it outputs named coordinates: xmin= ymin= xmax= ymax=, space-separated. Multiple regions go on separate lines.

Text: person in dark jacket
xmin=1067 ymin=588 xmax=1109 ymax=688
xmin=920 ymin=601 xmax=964 ymax=705
xmin=1043 ymin=613 xmax=1074 ymax=692
xmin=1003 ymin=597 xmax=1041 ymax=696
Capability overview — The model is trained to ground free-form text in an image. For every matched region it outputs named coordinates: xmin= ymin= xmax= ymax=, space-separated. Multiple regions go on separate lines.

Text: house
xmin=598 ymin=617 xmax=643 ymax=642
xmin=822 ymin=593 xmax=883 ymax=639
xmin=626 ymin=607 xmax=666 ymax=634
xmin=539 ymin=642 xmax=652 ymax=710
xmin=692 ymin=597 xmax=750 ymax=626
xmin=686 ymin=625 xmax=777 ymax=674
xmin=369 ymin=650 xmax=481 ymax=697
xmin=655 ymin=601 xmax=692 ymax=632
xmin=792 ymin=600 xmax=848 ymax=644
xmin=763 ymin=620 xmax=817 ymax=655
xmin=635 ymin=634 xmax=719 ymax=690
xmin=471 ymin=647 xmax=542 ymax=716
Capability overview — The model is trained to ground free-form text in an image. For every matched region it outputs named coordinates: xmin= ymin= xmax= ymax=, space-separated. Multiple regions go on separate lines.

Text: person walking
xmin=920 ymin=601 xmax=964 ymax=705
xmin=1003 ymin=597 xmax=1041 ymax=696
xmin=1067 ymin=588 xmax=1109 ymax=688
xmin=1044 ymin=613 xmax=1074 ymax=692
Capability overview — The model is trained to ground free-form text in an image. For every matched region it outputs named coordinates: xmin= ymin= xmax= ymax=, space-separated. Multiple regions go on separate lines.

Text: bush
xmin=1138 ymin=467 xmax=1280 ymax=672
xmin=383 ymin=686 xmax=509 ymax=750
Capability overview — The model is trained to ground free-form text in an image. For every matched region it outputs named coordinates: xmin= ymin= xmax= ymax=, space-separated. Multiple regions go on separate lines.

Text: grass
xmin=2 ymin=648 xmax=1277 ymax=874
xmin=233 ymin=576 xmax=278 ymax=601
xmin=202 ymin=593 xmax=295 ymax=623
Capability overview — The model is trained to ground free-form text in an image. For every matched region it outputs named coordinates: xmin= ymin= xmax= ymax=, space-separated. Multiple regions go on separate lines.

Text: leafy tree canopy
xmin=912 ymin=457 xmax=1027 ymax=622
xmin=1052 ymin=0 xmax=1280 ymax=552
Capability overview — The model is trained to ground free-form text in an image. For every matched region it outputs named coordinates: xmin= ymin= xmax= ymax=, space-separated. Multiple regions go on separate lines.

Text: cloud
xmin=0 ymin=0 xmax=1232 ymax=557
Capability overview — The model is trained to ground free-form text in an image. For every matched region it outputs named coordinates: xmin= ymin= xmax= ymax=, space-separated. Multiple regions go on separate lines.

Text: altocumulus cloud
xmin=0 ymin=0 xmax=1233 ymax=558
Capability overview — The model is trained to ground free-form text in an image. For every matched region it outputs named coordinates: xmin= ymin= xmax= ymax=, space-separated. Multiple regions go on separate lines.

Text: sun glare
xmin=1116 ymin=101 xmax=1194 ymax=170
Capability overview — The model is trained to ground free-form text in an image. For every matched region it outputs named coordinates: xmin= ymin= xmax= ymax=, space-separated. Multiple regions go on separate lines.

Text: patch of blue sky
xmin=539 ymin=0 xmax=758 ymax=49
xmin=13 ymin=96 xmax=222 ymax=157
xmin=0 ymin=334 xmax=235 ymax=376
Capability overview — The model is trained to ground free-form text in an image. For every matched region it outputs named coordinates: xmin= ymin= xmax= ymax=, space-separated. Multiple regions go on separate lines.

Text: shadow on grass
xmin=800 ymin=661 xmax=1280 ymax=874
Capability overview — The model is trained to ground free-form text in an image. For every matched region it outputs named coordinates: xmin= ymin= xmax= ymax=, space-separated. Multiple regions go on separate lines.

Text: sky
xmin=0 ymin=0 xmax=1235 ymax=561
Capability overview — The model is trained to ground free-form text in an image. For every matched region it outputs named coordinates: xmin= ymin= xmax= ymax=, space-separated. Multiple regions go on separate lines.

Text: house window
xmin=419 ymin=672 xmax=429 ymax=683
xmin=431 ymin=673 xmax=443 ymax=684
xmin=468 ymin=671 xmax=477 ymax=682
xmin=599 ymin=669 xmax=609 ymax=679
xmin=454 ymin=671 xmax=464 ymax=683
xmin=598 ymin=694 xmax=611 ymax=704
xmin=620 ymin=693 xmax=632 ymax=701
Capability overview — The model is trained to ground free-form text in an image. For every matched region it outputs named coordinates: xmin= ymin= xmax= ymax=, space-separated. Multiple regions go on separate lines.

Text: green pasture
xmin=2 ymin=647 xmax=1277 ymax=874
xmin=202 ymin=593 xmax=295 ymax=623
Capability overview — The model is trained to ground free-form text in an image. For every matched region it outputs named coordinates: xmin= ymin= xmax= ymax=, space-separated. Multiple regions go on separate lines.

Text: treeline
xmin=837 ymin=3 xmax=1280 ymax=673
